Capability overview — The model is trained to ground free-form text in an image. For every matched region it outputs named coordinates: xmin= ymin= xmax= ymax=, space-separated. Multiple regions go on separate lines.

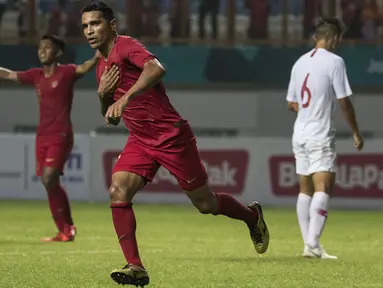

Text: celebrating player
xmin=286 ymin=18 xmax=363 ymax=259
xmin=0 ymin=34 xmax=99 ymax=242
xmin=81 ymin=1 xmax=269 ymax=286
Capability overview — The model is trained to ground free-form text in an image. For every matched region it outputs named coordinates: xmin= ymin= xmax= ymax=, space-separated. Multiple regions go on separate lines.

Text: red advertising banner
xmin=103 ymin=150 xmax=249 ymax=195
xmin=269 ymin=154 xmax=383 ymax=198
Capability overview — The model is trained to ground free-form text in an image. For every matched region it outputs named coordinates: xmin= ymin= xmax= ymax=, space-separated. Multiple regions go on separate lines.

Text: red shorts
xmin=35 ymin=133 xmax=74 ymax=176
xmin=113 ymin=128 xmax=208 ymax=191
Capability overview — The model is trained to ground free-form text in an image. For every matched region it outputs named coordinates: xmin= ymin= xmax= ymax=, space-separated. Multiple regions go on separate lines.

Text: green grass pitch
xmin=0 ymin=201 xmax=382 ymax=288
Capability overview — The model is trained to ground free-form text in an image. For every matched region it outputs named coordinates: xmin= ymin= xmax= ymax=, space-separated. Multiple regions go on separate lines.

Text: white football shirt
xmin=286 ymin=48 xmax=352 ymax=142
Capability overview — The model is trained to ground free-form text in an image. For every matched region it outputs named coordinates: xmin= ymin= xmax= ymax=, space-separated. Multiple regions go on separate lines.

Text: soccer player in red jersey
xmin=81 ymin=2 xmax=269 ymax=286
xmin=0 ymin=34 xmax=99 ymax=242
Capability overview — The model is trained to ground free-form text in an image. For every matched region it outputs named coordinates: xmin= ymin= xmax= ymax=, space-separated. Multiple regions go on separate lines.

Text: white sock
xmin=306 ymin=192 xmax=330 ymax=248
xmin=296 ymin=193 xmax=312 ymax=244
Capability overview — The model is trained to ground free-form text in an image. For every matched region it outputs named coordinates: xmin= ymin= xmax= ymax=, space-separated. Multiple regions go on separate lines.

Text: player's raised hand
xmin=353 ymin=132 xmax=364 ymax=151
xmin=97 ymin=65 xmax=120 ymax=97
xmin=104 ymin=97 xmax=127 ymax=126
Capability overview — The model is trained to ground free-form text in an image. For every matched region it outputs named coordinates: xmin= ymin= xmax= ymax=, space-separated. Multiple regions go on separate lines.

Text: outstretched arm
xmin=0 ymin=67 xmax=19 ymax=82
xmin=0 ymin=67 xmax=38 ymax=85
xmin=75 ymin=51 xmax=101 ymax=77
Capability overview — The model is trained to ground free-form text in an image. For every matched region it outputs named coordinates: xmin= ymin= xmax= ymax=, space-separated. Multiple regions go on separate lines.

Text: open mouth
xmin=88 ymin=38 xmax=97 ymax=45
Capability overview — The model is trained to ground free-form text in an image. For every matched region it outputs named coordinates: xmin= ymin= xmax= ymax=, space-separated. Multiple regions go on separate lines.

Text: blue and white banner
xmin=0 ymin=134 xmax=90 ymax=201
xmin=1 ymin=133 xmax=383 ymax=209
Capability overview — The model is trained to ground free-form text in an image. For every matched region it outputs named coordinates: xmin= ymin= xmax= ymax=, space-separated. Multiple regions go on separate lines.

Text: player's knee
xmin=109 ymin=182 xmax=136 ymax=203
xmin=109 ymin=172 xmax=143 ymax=203
xmin=109 ymin=183 xmax=124 ymax=202
xmin=41 ymin=173 xmax=58 ymax=189
xmin=312 ymin=171 xmax=336 ymax=194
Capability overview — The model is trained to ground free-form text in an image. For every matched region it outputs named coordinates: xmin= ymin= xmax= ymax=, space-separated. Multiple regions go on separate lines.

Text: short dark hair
xmin=82 ymin=1 xmax=115 ymax=22
xmin=315 ymin=17 xmax=346 ymax=40
xmin=41 ymin=34 xmax=65 ymax=52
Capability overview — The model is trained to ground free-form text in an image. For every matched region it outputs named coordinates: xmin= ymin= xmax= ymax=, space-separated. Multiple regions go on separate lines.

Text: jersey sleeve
xmin=17 ymin=68 xmax=39 ymax=86
xmin=120 ymin=38 xmax=157 ymax=69
xmin=286 ymin=66 xmax=297 ymax=102
xmin=331 ymin=58 xmax=352 ymax=99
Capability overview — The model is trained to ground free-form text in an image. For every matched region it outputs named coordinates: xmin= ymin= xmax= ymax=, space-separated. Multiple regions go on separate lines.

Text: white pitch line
xmin=0 ymin=249 xmax=121 ymax=257
xmin=0 ymin=248 xmax=164 ymax=257
xmin=2 ymin=236 xmax=117 ymax=241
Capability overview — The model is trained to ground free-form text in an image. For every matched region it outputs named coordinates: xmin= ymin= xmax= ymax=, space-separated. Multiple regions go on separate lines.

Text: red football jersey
xmin=96 ymin=35 xmax=185 ymax=147
xmin=17 ymin=64 xmax=77 ymax=136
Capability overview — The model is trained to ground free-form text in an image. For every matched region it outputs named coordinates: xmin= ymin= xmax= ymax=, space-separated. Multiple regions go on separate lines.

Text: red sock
xmin=215 ymin=193 xmax=258 ymax=225
xmin=111 ymin=203 xmax=144 ymax=268
xmin=47 ymin=184 xmax=74 ymax=233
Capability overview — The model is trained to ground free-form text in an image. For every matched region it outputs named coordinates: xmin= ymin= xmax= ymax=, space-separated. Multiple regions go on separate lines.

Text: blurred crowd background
xmin=0 ymin=0 xmax=382 ymax=44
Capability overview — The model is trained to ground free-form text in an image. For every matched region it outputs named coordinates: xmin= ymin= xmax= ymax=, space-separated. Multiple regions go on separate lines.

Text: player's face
xmin=38 ymin=39 xmax=58 ymax=65
xmin=82 ymin=11 xmax=116 ymax=49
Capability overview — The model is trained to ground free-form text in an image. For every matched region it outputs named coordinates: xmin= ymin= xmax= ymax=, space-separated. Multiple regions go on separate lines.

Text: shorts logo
xmin=187 ymin=177 xmax=196 ymax=184
xmin=46 ymin=158 xmax=54 ymax=163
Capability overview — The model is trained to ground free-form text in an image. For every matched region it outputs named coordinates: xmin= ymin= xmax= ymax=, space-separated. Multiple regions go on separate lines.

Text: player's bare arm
xmin=75 ymin=51 xmax=101 ymax=77
xmin=104 ymin=59 xmax=165 ymax=123
xmin=0 ymin=67 xmax=19 ymax=82
xmin=287 ymin=101 xmax=299 ymax=112
xmin=338 ymin=97 xmax=364 ymax=150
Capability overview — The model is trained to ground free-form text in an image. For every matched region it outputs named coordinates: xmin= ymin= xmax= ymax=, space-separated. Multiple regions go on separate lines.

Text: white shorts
xmin=292 ymin=138 xmax=337 ymax=176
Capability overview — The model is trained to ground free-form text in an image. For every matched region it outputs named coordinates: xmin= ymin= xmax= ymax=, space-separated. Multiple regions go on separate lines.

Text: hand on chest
xmin=99 ymin=59 xmax=123 ymax=78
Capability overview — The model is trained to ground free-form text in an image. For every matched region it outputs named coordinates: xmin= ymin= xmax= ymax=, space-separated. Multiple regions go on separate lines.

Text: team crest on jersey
xmin=51 ymin=80 xmax=59 ymax=88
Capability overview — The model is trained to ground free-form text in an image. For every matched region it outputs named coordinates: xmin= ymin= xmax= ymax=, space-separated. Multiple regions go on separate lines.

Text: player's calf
xmin=41 ymin=167 xmax=75 ymax=240
xmin=185 ymin=185 xmax=270 ymax=254
xmin=41 ymin=167 xmax=61 ymax=189
xmin=184 ymin=184 xmax=218 ymax=214
xmin=306 ymin=172 xmax=334 ymax=250
xmin=109 ymin=172 xmax=146 ymax=279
